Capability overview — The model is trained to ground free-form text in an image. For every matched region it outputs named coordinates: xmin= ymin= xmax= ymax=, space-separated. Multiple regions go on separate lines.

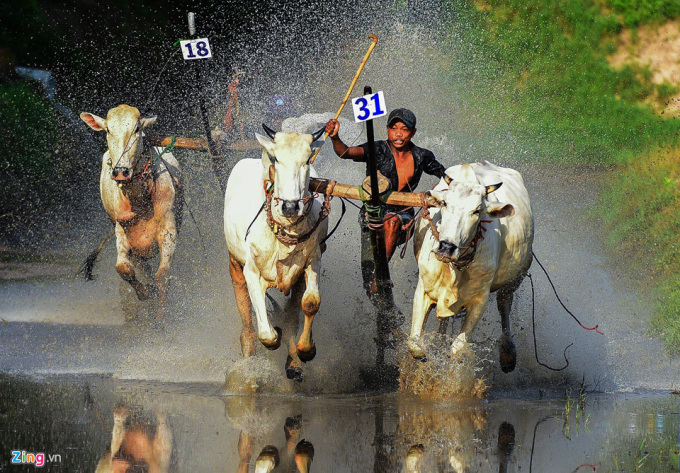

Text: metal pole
xmin=363 ymin=85 xmax=399 ymax=370
xmin=187 ymin=12 xmax=226 ymax=191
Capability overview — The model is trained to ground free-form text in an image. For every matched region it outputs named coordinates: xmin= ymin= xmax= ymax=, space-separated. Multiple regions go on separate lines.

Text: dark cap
xmin=387 ymin=108 xmax=416 ymax=128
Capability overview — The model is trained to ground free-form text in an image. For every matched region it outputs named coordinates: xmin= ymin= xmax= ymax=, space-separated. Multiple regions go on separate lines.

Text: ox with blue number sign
xmin=180 ymin=38 xmax=213 ymax=60
xmin=352 ymin=91 xmax=387 ymax=123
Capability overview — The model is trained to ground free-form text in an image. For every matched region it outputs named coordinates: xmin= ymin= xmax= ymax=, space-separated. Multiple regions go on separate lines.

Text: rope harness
xmin=263 ymin=179 xmax=336 ymax=245
xmin=418 ymin=193 xmax=492 ymax=270
xmin=120 ymin=136 xmax=177 ymax=185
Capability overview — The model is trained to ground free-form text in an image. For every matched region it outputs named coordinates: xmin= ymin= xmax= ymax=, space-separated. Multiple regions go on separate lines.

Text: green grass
xmin=440 ymin=0 xmax=680 ymax=353
xmin=600 ymin=148 xmax=680 ymax=354
xmin=441 ymin=0 xmax=680 ymax=164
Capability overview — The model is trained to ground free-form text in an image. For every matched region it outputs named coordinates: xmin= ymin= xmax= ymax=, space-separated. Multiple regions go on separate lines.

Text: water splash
xmin=397 ymin=332 xmax=488 ymax=399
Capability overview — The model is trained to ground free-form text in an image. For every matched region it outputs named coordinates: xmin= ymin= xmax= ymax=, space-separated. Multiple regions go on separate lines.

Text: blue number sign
xmin=179 ymin=38 xmax=213 ymax=60
xmin=351 ymin=91 xmax=387 ymax=123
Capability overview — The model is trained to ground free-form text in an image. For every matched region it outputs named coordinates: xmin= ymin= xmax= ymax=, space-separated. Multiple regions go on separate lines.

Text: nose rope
xmin=263 ymin=178 xmax=336 ymax=245
xmin=420 ymin=194 xmax=496 ymax=269
xmin=272 ymin=192 xmax=318 ymax=204
xmin=111 ymin=121 xmax=141 ymax=170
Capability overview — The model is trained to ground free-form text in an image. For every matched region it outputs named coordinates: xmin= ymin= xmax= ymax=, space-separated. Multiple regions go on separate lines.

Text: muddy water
xmin=1 ymin=161 xmax=678 ymax=393
xmin=0 ymin=376 xmax=677 ymax=472
xmin=2 ymin=4 xmax=680 ymax=471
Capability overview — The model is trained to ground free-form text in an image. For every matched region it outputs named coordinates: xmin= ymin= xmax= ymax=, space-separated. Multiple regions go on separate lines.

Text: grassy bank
xmin=441 ymin=0 xmax=680 ymax=353
xmin=443 ymin=0 xmax=680 ymax=164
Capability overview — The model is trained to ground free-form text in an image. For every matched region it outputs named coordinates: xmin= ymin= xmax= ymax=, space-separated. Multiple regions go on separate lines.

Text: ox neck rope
xmin=420 ymin=194 xmax=492 ymax=271
xmin=116 ymin=136 xmax=177 ymax=187
xmin=262 ymin=179 xmax=336 ymax=245
xmin=134 ymin=136 xmax=176 ymax=182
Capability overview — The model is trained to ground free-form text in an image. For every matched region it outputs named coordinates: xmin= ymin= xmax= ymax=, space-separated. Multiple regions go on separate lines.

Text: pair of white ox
xmin=226 ymin=127 xmax=533 ymax=376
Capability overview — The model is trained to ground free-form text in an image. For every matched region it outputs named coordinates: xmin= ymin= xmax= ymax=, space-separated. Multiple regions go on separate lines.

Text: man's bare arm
xmin=325 ymin=119 xmax=365 ymax=160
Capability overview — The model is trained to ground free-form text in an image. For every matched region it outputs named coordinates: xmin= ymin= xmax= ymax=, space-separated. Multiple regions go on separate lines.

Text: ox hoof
xmin=286 ymin=357 xmax=304 ymax=383
xmin=255 ymin=445 xmax=280 ymax=470
xmin=407 ymin=340 xmax=427 ymax=361
xmin=135 ymin=284 xmax=157 ymax=301
xmin=261 ymin=327 xmax=282 ymax=351
xmin=297 ymin=344 xmax=316 ymax=363
xmin=499 ymin=335 xmax=517 ymax=373
xmin=285 ymin=415 xmax=302 ymax=438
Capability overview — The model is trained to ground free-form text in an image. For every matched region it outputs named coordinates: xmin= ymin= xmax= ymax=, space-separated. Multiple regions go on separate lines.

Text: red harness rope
xmin=419 ymin=194 xmax=493 ymax=270
xmin=264 ymin=179 xmax=335 ymax=245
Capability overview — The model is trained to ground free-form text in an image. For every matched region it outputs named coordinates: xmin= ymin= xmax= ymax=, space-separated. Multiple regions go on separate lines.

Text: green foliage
xmin=599 ymin=148 xmax=680 ymax=354
xmin=441 ymin=0 xmax=680 ymax=351
xmin=0 ymin=81 xmax=58 ymax=183
xmin=609 ymin=0 xmax=680 ymax=27
xmin=442 ymin=0 xmax=680 ymax=164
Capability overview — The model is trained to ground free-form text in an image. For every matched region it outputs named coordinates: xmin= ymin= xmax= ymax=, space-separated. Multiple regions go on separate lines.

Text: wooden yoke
xmin=309 ymin=178 xmax=424 ymax=208
xmin=146 ymin=136 xmax=261 ymax=152
xmin=144 ymin=135 xmax=427 ymax=207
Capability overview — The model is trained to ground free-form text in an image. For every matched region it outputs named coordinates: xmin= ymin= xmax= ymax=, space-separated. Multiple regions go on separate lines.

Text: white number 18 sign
xmin=180 ymin=38 xmax=213 ymax=60
xmin=352 ymin=91 xmax=387 ymax=123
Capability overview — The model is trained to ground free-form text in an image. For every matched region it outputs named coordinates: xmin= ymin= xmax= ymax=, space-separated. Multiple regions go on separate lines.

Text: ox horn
xmin=485 ymin=182 xmax=503 ymax=195
xmin=311 ymin=126 xmax=325 ymax=142
xmin=262 ymin=123 xmax=277 ymax=140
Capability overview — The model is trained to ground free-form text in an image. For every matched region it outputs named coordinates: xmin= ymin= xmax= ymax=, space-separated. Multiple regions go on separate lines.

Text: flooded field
xmin=0 ymin=375 xmax=678 ymax=472
xmin=3 ymin=1 xmax=680 ymax=471
xmin=2 ymin=159 xmax=679 ymax=470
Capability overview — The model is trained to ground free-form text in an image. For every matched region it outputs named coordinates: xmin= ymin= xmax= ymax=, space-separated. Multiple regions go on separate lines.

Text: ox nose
xmin=112 ymin=167 xmax=131 ymax=181
xmin=437 ymin=240 xmax=458 ymax=256
xmin=281 ymin=200 xmax=300 ymax=217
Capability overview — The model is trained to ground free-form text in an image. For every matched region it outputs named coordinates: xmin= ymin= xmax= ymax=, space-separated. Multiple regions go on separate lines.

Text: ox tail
xmin=79 ymin=229 xmax=115 ymax=280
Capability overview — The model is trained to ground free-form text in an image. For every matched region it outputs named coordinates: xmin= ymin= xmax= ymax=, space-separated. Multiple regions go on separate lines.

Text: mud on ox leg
xmin=229 ymin=253 xmax=257 ymax=357
xmin=115 ymin=225 xmax=156 ymax=301
xmin=495 ymin=271 xmax=527 ymax=373
xmin=283 ymin=272 xmax=320 ymax=382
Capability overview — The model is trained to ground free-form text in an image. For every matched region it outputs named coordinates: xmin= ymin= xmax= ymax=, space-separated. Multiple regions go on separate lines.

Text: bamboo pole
xmin=309 ymin=34 xmax=378 ymax=164
xmin=146 ymin=136 xmax=260 ymax=152
xmin=309 ymin=178 xmax=424 ymax=207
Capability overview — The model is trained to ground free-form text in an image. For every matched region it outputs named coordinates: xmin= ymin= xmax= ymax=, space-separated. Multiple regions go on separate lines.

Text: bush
xmin=0 ymin=80 xmax=60 ymax=214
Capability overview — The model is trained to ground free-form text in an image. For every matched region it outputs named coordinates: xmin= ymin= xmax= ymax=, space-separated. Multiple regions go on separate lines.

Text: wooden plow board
xmin=146 ymin=135 xmax=426 ymax=208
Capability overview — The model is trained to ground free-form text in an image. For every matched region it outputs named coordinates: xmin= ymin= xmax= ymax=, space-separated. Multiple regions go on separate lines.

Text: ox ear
xmin=423 ymin=190 xmax=446 ymax=208
xmin=486 ymin=202 xmax=515 ymax=219
xmin=80 ymin=112 xmax=107 ymax=132
xmin=255 ymin=132 xmax=277 ymax=157
xmin=485 ymin=182 xmax=503 ymax=195
xmin=140 ymin=116 xmax=157 ymax=129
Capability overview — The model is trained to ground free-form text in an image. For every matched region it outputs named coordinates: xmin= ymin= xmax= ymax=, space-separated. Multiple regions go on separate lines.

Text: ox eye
xmin=473 ymin=209 xmax=481 ymax=215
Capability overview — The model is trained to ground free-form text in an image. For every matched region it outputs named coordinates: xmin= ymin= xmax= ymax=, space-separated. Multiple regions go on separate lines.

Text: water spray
xmin=186 ymin=12 xmax=226 ymax=191
xmin=310 ymin=34 xmax=378 ymax=164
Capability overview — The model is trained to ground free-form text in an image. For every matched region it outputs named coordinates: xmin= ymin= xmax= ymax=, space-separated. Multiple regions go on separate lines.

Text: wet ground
xmin=0 ymin=375 xmax=678 ymax=472
xmin=1 ymin=149 xmax=680 ymax=470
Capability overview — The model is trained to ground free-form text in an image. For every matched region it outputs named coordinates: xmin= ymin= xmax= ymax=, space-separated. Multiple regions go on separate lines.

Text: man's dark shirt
xmin=358 ymin=140 xmax=447 ymax=214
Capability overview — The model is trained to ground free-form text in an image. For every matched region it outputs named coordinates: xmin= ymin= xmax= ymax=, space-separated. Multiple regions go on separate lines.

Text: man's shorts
xmin=359 ymin=207 xmax=415 ymax=247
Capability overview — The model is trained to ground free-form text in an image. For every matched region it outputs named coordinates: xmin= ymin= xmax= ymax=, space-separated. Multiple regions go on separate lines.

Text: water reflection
xmin=235 ymin=415 xmax=314 ymax=473
xmin=95 ymin=404 xmax=173 ymax=473
xmin=0 ymin=376 xmax=677 ymax=471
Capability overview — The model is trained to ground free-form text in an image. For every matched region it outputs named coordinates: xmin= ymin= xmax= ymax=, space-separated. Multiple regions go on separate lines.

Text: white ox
xmin=224 ymin=125 xmax=328 ymax=381
xmin=409 ymin=162 xmax=533 ymax=372
xmin=80 ymin=105 xmax=183 ymax=319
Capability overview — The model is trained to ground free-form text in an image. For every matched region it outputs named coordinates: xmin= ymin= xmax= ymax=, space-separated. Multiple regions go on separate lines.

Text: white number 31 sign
xmin=180 ymin=38 xmax=213 ymax=60
xmin=352 ymin=91 xmax=387 ymax=123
